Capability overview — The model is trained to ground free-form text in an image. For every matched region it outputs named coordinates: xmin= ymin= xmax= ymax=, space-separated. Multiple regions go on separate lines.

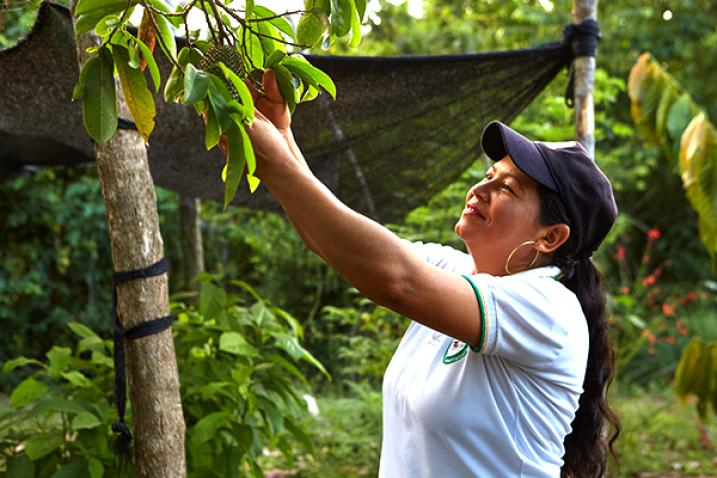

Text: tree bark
xmin=69 ymin=3 xmax=186 ymax=476
xmin=572 ymin=0 xmax=598 ymax=157
xmin=179 ymin=196 xmax=205 ymax=290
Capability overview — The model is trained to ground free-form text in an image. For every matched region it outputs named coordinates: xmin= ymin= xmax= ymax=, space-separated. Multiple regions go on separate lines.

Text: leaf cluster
xmin=0 ymin=277 xmax=326 ymax=477
xmin=71 ymin=0 xmax=364 ymax=207
xmin=628 ymin=53 xmax=717 ymax=268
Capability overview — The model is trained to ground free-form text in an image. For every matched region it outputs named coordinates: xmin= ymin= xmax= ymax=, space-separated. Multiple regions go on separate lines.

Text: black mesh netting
xmin=0 ymin=3 xmax=577 ymax=223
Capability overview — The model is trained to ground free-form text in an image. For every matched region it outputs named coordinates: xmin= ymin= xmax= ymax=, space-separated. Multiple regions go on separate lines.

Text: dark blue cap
xmin=480 ymin=121 xmax=618 ymax=258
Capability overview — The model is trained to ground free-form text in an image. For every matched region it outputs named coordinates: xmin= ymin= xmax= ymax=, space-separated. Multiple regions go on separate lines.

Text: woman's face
xmin=455 ymin=155 xmax=547 ymax=275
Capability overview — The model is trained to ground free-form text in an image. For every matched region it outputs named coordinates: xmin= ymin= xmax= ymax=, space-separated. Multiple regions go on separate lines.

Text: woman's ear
xmin=536 ymin=224 xmax=570 ymax=254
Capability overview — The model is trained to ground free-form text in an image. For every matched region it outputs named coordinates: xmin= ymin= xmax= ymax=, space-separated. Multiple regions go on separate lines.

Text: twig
xmin=199 ymin=0 xmax=219 ymax=45
xmin=144 ymin=6 xmax=182 ymax=69
xmin=245 ymin=10 xmax=306 ymax=22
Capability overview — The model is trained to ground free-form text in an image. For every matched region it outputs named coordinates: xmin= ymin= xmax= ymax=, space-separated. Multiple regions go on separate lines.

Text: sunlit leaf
xmin=114 ymin=45 xmax=155 ymax=140
xmin=10 ymin=378 xmax=48 ymax=408
xmin=82 ymin=48 xmax=117 ymax=144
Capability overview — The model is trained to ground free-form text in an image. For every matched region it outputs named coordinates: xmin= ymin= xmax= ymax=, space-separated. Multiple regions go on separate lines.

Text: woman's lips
xmin=463 ymin=204 xmax=486 ymax=220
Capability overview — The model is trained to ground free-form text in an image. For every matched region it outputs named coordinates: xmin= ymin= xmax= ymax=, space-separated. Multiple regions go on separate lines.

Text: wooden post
xmin=70 ymin=3 xmax=186 ymax=476
xmin=572 ymin=0 xmax=598 ymax=157
xmin=179 ymin=196 xmax=205 ymax=290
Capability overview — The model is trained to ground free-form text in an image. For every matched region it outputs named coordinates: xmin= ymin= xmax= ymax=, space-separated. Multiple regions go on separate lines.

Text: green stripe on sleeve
xmin=461 ymin=275 xmax=487 ymax=352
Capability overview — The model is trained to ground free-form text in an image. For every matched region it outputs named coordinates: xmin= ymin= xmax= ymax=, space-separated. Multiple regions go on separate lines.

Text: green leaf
xmin=347 ymin=0 xmax=361 ymax=47
xmin=114 ymin=46 xmax=156 ymax=141
xmin=217 ymin=63 xmax=255 ymax=122
xmin=24 ymin=432 xmax=64 ymax=460
xmin=10 ymin=378 xmax=48 ymax=409
xmin=254 ymin=5 xmax=296 ymax=41
xmin=95 ymin=13 xmax=120 ymax=37
xmin=285 ymin=418 xmax=314 ymax=453
xmin=53 ymin=459 xmax=88 ymax=478
xmin=88 ymin=458 xmax=104 ymax=478
xmin=276 ymin=334 xmax=330 ymax=379
xmin=5 ymin=453 xmax=35 ymax=478
xmin=297 ymin=9 xmax=327 ymax=48
xmin=273 ymin=64 xmax=297 ymax=113
xmin=61 ymin=371 xmax=94 ymax=388
xmin=3 ymin=356 xmax=44 ymax=374
xmin=189 ymin=411 xmax=232 ymax=449
xmin=33 ymin=397 xmax=87 ymax=415
xmin=72 ymin=411 xmax=102 ymax=430
xmin=154 ymin=14 xmax=177 ymax=60
xmin=329 ymin=0 xmax=351 ymax=37
xmin=219 ymin=331 xmax=258 ymax=356
xmin=47 ymin=346 xmax=72 ymax=374
xmin=207 ymin=75 xmax=234 ymax=132
xmin=199 ymin=281 xmax=226 ymax=320
xmin=265 ymin=50 xmax=286 ymax=69
xmin=68 ymin=321 xmax=99 ymax=339
xmin=75 ymin=0 xmax=127 ymax=16
xmin=72 ymin=56 xmax=92 ymax=101
xmin=82 ymin=48 xmax=117 ymax=144
xmin=223 ymin=123 xmax=245 ymax=208
xmin=283 ymin=56 xmax=336 ymax=99
xmin=163 ymin=65 xmax=183 ymax=103
xmin=204 ymin=104 xmax=220 ymax=150
xmin=135 ymin=36 xmax=161 ymax=91
xmin=355 ymin=0 xmax=366 ymax=20
xmin=183 ymin=64 xmax=210 ymax=105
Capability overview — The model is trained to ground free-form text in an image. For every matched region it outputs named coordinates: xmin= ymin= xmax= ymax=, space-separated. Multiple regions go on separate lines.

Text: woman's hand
xmin=250 ymin=69 xmax=291 ymax=134
xmin=246 ymin=110 xmax=294 ymax=179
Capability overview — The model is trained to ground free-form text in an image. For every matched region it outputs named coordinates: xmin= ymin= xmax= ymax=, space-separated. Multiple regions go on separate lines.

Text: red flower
xmin=676 ymin=320 xmax=688 ymax=335
xmin=662 ymin=303 xmax=675 ymax=316
xmin=665 ymin=336 xmax=676 ymax=345
xmin=686 ymin=291 xmax=697 ymax=302
xmin=642 ymin=275 xmax=656 ymax=287
xmin=643 ymin=330 xmax=656 ymax=354
xmin=621 ymin=286 xmax=631 ymax=295
xmin=614 ymin=245 xmax=626 ymax=261
xmin=647 ymin=228 xmax=661 ymax=240
xmin=653 ymin=267 xmax=663 ymax=278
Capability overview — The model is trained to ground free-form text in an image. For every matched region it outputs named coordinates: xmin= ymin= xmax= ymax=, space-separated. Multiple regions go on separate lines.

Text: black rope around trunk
xmin=111 ymin=257 xmax=175 ymax=458
xmin=562 ymin=19 xmax=601 ymax=107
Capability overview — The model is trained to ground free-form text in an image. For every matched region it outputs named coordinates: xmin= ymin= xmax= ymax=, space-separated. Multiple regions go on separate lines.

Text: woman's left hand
xmin=246 ymin=110 xmax=295 ymax=180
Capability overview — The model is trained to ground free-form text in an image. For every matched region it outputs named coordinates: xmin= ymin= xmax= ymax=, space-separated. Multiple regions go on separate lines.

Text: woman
xmin=246 ymin=71 xmax=620 ymax=477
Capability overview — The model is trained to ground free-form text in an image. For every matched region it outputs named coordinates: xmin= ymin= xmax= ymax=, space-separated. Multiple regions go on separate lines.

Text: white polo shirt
xmin=379 ymin=242 xmax=589 ymax=478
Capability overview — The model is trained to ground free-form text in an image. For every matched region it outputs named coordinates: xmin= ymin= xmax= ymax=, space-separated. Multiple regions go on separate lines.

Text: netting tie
xmin=562 ymin=19 xmax=601 ymax=107
xmin=111 ymin=257 xmax=175 ymax=459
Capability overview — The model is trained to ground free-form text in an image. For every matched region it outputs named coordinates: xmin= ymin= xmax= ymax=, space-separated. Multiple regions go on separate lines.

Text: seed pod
xmin=199 ymin=45 xmax=245 ymax=100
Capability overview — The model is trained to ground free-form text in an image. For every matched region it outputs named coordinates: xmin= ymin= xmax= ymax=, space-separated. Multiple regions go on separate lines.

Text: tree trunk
xmin=572 ymin=0 xmax=598 ymax=157
xmin=179 ymin=196 xmax=205 ymax=290
xmin=69 ymin=4 xmax=186 ymax=477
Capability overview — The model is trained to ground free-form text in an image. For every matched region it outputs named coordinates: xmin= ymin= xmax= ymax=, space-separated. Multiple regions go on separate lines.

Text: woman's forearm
xmin=261 ymin=155 xmax=415 ymax=306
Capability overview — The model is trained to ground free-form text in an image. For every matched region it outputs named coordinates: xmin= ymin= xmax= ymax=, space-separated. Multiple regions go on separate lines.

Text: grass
xmin=611 ymin=387 xmax=717 ymax=477
xmin=266 ymin=385 xmax=717 ymax=478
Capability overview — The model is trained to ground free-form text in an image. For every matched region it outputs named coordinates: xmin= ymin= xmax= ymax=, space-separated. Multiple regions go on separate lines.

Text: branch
xmin=245 ymin=10 xmax=306 ymax=22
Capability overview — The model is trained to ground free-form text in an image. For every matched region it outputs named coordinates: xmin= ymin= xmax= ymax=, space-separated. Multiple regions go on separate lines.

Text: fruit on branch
xmin=137 ymin=10 xmax=157 ymax=72
xmin=199 ymin=45 xmax=245 ymax=99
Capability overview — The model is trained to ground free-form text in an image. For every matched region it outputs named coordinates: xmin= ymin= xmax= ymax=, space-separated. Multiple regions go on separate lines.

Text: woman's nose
xmin=471 ymin=182 xmax=490 ymax=203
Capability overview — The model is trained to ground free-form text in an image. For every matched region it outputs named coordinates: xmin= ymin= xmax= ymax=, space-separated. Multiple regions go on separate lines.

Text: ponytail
xmin=538 ymin=186 xmax=620 ymax=477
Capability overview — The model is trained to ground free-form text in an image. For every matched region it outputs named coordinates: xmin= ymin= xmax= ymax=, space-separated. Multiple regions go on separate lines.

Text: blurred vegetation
xmin=2 ymin=0 xmax=717 ymax=476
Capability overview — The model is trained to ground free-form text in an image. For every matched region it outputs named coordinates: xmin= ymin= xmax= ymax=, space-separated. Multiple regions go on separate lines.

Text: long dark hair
xmin=538 ymin=185 xmax=620 ymax=477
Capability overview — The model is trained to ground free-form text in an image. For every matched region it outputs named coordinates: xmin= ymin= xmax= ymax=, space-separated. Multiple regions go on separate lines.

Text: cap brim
xmin=480 ymin=121 xmax=558 ymax=192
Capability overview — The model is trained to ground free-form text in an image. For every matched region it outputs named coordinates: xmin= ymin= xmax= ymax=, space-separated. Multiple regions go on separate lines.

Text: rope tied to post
xmin=111 ymin=257 xmax=176 ymax=458
xmin=561 ymin=19 xmax=601 ymax=107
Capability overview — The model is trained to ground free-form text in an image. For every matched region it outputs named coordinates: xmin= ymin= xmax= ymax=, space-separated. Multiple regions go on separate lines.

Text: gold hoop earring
xmin=504 ymin=240 xmax=541 ymax=275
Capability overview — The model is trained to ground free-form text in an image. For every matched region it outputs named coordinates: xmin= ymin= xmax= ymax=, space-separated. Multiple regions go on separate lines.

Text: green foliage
xmin=628 ymin=53 xmax=717 ymax=267
xmin=71 ymin=0 xmax=361 ymax=206
xmin=0 ymin=279 xmax=322 ymax=477
xmin=315 ymin=293 xmax=405 ymax=386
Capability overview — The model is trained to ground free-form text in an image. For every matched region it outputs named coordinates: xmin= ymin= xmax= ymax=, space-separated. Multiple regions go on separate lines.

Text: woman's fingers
xmin=262 ymin=69 xmax=284 ymax=104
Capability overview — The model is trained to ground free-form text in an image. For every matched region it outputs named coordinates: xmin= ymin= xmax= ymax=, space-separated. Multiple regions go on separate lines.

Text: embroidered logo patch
xmin=442 ymin=339 xmax=468 ymax=364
